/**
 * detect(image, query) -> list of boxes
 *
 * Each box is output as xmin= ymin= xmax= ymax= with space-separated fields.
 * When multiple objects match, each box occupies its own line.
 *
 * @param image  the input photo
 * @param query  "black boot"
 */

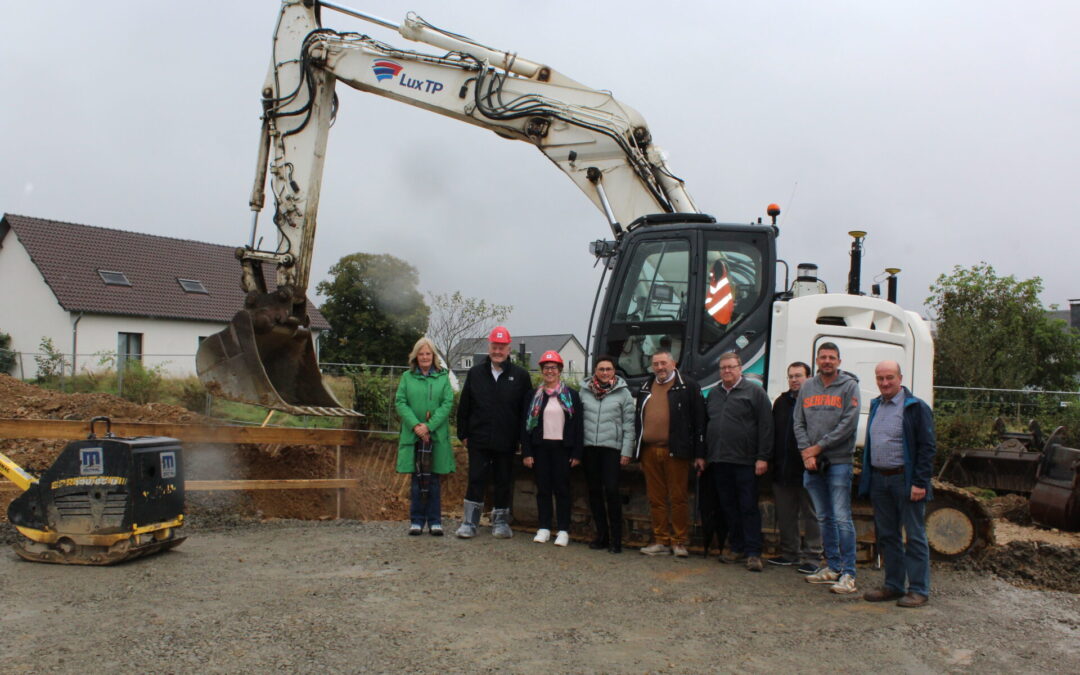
xmin=589 ymin=534 xmax=609 ymax=550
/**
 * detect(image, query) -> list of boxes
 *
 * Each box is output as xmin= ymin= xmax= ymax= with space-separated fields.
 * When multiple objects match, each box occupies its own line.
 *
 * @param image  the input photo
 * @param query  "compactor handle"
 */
xmin=88 ymin=416 xmax=114 ymax=439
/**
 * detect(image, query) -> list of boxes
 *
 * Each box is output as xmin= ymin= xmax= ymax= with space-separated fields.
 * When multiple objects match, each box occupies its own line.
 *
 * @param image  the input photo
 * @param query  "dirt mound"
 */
xmin=0 ymin=373 xmax=206 ymax=472
xmin=987 ymin=493 xmax=1032 ymax=525
xmin=0 ymin=373 xmax=202 ymax=424
xmin=1 ymin=375 xmax=466 ymax=526
xmin=966 ymin=541 xmax=1080 ymax=594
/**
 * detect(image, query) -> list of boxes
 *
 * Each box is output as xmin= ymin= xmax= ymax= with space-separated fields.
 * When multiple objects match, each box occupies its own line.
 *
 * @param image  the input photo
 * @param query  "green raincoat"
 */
xmin=395 ymin=368 xmax=455 ymax=474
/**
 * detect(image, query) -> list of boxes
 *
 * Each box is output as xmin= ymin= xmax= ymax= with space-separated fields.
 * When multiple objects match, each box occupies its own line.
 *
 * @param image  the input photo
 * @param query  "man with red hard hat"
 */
xmin=455 ymin=325 xmax=532 ymax=539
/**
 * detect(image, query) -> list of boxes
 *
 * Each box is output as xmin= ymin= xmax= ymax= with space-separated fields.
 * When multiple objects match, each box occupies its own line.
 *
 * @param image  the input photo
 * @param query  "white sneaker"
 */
xmin=533 ymin=528 xmax=551 ymax=543
xmin=554 ymin=531 xmax=570 ymax=547
xmin=830 ymin=573 xmax=858 ymax=594
xmin=640 ymin=543 xmax=672 ymax=556
xmin=806 ymin=567 xmax=841 ymax=584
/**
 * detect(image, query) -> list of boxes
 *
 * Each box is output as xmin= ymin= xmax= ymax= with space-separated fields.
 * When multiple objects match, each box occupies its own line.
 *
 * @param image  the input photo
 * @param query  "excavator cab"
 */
xmin=593 ymin=214 xmax=776 ymax=391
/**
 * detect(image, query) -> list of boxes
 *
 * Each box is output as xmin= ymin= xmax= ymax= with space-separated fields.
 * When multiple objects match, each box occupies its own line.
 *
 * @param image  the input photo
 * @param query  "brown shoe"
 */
xmin=863 ymin=587 xmax=905 ymax=602
xmin=720 ymin=551 xmax=747 ymax=564
xmin=745 ymin=556 xmax=764 ymax=572
xmin=896 ymin=592 xmax=929 ymax=608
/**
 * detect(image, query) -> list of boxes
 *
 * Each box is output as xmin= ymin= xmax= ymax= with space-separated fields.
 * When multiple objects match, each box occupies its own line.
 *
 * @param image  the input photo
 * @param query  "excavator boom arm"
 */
xmin=197 ymin=0 xmax=697 ymax=416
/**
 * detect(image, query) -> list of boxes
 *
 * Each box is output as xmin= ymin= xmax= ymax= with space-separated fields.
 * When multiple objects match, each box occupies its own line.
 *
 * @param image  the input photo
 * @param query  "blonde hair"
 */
xmin=407 ymin=336 xmax=443 ymax=371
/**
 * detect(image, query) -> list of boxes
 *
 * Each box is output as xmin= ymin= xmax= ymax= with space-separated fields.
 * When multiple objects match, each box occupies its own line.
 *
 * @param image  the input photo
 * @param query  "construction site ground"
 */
xmin=2 ymin=375 xmax=1079 ymax=672
xmin=2 ymin=519 xmax=1078 ymax=674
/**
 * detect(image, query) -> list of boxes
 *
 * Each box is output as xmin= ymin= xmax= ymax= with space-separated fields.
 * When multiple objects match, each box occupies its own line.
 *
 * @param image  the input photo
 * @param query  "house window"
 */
xmin=98 ymin=270 xmax=131 ymax=286
xmin=178 ymin=278 xmax=208 ymax=294
xmin=117 ymin=332 xmax=143 ymax=370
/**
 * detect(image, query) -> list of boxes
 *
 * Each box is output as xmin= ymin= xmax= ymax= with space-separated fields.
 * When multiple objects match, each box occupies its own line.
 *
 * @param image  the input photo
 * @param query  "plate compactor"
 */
xmin=0 ymin=417 xmax=186 ymax=565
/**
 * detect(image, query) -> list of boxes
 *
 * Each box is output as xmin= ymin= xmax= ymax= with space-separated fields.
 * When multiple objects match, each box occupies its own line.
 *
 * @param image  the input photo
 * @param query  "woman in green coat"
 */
xmin=395 ymin=337 xmax=455 ymax=536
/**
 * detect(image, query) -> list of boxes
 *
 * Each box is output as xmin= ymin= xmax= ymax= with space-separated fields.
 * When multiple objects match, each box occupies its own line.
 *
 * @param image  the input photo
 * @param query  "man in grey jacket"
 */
xmin=793 ymin=342 xmax=861 ymax=595
xmin=698 ymin=352 xmax=773 ymax=571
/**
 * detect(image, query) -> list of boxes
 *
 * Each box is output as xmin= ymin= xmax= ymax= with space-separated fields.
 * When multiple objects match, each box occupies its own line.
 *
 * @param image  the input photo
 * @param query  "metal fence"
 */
xmin=7 ymin=344 xmax=1077 ymax=433
xmin=933 ymin=385 xmax=1080 ymax=419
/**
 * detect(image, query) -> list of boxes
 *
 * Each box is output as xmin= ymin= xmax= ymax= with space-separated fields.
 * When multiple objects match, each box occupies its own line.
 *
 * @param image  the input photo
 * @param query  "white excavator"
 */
xmin=195 ymin=0 xmax=990 ymax=558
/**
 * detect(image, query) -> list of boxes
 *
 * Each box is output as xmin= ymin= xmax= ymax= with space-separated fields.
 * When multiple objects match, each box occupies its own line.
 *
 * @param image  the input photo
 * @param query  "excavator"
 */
xmin=195 ymin=0 xmax=992 ymax=559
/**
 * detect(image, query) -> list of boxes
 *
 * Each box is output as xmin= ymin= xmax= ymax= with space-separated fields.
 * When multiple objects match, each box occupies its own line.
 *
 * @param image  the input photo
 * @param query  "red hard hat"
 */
xmin=488 ymin=326 xmax=512 ymax=344
xmin=539 ymin=350 xmax=563 ymax=366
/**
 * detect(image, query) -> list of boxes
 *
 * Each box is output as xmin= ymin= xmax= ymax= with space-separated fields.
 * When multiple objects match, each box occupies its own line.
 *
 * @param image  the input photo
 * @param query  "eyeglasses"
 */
xmin=595 ymin=367 xmax=615 ymax=372
xmin=541 ymin=365 xmax=560 ymax=372
xmin=719 ymin=365 xmax=740 ymax=371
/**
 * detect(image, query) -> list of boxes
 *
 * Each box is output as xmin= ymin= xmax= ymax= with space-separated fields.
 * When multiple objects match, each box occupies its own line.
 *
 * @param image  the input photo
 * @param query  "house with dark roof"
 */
xmin=455 ymin=333 xmax=587 ymax=380
xmin=0 ymin=214 xmax=330 ymax=378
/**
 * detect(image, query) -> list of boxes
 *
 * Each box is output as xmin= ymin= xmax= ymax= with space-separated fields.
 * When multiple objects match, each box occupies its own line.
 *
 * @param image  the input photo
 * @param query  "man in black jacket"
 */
xmin=635 ymin=350 xmax=705 ymax=558
xmin=699 ymin=352 xmax=772 ymax=571
xmin=455 ymin=326 xmax=532 ymax=539
xmin=768 ymin=361 xmax=822 ymax=573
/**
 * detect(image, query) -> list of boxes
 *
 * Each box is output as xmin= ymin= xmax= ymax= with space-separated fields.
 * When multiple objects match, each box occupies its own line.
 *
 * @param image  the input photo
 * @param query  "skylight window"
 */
xmin=98 ymin=270 xmax=131 ymax=286
xmin=177 ymin=278 xmax=208 ymax=294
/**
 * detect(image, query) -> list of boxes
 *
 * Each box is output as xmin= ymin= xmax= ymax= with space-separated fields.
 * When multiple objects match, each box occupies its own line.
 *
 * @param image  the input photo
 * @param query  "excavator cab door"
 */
xmin=594 ymin=215 xmax=775 ymax=391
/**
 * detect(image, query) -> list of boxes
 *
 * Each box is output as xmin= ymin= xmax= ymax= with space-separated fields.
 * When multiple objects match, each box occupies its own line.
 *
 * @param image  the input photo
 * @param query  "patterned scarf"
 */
xmin=526 ymin=382 xmax=574 ymax=431
xmin=588 ymin=376 xmax=615 ymax=399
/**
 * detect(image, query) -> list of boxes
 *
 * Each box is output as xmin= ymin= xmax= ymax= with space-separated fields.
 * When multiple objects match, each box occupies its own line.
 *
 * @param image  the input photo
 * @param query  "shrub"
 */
xmin=118 ymin=360 xmax=167 ymax=404
xmin=0 ymin=331 xmax=14 ymax=375
xmin=346 ymin=367 xmax=398 ymax=431
xmin=34 ymin=336 xmax=69 ymax=382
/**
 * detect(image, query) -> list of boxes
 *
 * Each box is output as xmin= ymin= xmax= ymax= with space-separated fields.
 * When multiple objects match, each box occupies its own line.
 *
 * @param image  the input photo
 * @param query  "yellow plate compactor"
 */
xmin=1 ymin=417 xmax=185 ymax=564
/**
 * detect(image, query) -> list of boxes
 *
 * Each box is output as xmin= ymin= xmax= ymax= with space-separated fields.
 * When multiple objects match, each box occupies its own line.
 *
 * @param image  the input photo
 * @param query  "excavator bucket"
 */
xmin=4 ymin=417 xmax=186 ymax=565
xmin=197 ymin=303 xmax=359 ymax=417
xmin=1029 ymin=427 xmax=1080 ymax=531
xmin=937 ymin=418 xmax=1044 ymax=494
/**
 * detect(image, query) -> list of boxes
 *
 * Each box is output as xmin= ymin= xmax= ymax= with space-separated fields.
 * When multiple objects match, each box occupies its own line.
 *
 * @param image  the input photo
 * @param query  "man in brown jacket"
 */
xmin=634 ymin=350 xmax=705 ymax=558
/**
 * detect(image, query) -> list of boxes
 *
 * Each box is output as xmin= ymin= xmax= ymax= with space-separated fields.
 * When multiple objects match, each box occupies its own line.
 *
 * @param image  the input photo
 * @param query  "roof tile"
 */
xmin=2 ymin=214 xmax=329 ymax=330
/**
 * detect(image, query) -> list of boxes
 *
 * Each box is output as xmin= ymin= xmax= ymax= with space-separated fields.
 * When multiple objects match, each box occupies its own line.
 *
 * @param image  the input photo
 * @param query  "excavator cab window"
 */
xmin=606 ymin=239 xmax=689 ymax=377
xmin=698 ymin=235 xmax=766 ymax=354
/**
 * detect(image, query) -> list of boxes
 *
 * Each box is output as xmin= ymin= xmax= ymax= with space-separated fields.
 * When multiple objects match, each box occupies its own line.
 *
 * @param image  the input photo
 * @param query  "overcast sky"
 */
xmin=3 ymin=1 xmax=1077 ymax=345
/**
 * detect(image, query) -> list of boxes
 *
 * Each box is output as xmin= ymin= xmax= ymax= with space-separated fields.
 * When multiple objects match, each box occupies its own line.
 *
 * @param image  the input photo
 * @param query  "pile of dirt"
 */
xmin=0 ymin=374 xmax=205 ymax=472
xmin=987 ymin=493 xmax=1032 ymax=525
xmin=0 ymin=374 xmax=457 ymax=525
xmin=961 ymin=540 xmax=1080 ymax=594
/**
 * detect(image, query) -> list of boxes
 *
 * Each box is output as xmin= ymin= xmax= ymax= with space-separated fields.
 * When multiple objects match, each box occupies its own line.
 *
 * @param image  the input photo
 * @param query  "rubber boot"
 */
xmin=455 ymin=499 xmax=482 ymax=539
xmin=491 ymin=507 xmax=513 ymax=539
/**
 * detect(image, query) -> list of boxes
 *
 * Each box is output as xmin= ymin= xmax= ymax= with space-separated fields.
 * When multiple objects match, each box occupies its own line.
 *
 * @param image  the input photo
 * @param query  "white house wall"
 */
xmin=0 ymin=232 xmax=72 ymax=377
xmin=1 ymin=230 xmax=330 ymax=379
xmin=72 ymin=314 xmax=222 ymax=377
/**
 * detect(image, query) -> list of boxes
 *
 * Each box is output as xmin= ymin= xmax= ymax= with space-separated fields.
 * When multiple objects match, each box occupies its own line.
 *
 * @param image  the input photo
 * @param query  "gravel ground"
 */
xmin=2 ymin=519 xmax=1078 ymax=674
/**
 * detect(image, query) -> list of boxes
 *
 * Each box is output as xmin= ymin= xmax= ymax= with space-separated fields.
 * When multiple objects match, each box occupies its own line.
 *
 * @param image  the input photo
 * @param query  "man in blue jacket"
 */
xmin=858 ymin=360 xmax=934 ymax=608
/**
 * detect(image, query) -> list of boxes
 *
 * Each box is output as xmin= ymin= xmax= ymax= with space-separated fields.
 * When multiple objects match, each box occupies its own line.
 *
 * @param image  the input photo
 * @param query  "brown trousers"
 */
xmin=640 ymin=443 xmax=691 ymax=546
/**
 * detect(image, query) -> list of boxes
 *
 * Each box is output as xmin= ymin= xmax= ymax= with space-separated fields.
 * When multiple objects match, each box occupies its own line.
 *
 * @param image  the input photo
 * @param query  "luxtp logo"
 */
xmin=372 ymin=60 xmax=403 ymax=82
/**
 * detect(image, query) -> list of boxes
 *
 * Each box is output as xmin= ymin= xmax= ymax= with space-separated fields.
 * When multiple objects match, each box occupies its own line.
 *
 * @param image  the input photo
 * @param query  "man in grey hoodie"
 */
xmin=793 ymin=342 xmax=861 ymax=595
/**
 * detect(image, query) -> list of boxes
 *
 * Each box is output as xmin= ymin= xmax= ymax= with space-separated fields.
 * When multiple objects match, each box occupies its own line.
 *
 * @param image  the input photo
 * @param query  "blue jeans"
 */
xmin=410 ymin=473 xmax=441 ymax=527
xmin=803 ymin=462 xmax=856 ymax=577
xmin=871 ymin=472 xmax=930 ymax=596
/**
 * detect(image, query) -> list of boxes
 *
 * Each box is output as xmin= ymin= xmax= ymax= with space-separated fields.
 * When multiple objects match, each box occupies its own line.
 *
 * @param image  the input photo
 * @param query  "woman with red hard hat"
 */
xmin=522 ymin=350 xmax=584 ymax=547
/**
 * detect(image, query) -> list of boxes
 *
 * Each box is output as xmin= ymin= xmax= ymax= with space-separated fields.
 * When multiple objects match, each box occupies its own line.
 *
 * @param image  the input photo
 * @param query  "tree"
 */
xmin=316 ymin=253 xmax=429 ymax=366
xmin=0 ymin=331 xmax=14 ymax=375
xmin=427 ymin=291 xmax=513 ymax=368
xmin=927 ymin=263 xmax=1080 ymax=391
